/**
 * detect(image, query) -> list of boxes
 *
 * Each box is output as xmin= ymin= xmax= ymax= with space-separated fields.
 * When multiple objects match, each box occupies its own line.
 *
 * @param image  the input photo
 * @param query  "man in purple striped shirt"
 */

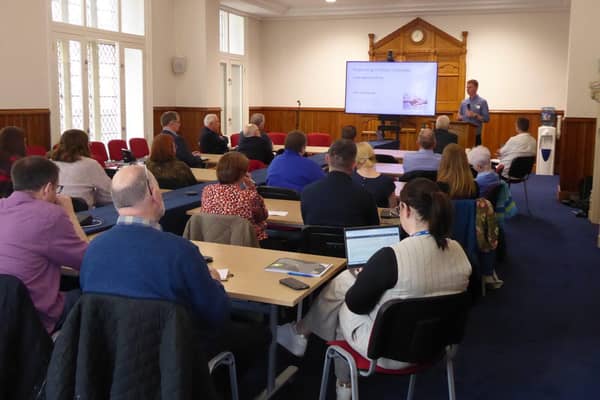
xmin=0 ymin=156 xmax=88 ymax=333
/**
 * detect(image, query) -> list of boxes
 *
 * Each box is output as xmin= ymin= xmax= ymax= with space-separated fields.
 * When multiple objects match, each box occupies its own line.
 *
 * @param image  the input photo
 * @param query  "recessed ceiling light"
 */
xmin=325 ymin=0 xmax=336 ymax=3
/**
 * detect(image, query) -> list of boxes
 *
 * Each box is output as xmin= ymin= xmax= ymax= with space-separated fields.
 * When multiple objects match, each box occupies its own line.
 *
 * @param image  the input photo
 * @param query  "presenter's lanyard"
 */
xmin=410 ymin=230 xmax=430 ymax=237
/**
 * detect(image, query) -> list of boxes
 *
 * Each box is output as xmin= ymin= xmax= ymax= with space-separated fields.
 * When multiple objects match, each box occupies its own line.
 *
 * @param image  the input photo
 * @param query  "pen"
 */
xmin=288 ymin=271 xmax=314 ymax=278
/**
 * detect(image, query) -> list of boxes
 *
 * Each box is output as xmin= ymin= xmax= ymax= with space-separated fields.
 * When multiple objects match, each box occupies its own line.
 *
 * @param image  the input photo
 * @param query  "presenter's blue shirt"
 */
xmin=267 ymin=150 xmax=325 ymax=192
xmin=459 ymin=95 xmax=490 ymax=128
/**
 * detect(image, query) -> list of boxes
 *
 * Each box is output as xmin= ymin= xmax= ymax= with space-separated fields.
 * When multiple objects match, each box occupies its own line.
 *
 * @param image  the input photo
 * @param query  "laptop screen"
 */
xmin=344 ymin=225 xmax=401 ymax=268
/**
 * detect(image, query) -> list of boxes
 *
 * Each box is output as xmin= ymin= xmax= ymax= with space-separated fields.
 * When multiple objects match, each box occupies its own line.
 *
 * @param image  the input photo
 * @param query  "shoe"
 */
xmin=276 ymin=323 xmax=307 ymax=357
xmin=483 ymin=273 xmax=504 ymax=289
xmin=336 ymin=381 xmax=352 ymax=400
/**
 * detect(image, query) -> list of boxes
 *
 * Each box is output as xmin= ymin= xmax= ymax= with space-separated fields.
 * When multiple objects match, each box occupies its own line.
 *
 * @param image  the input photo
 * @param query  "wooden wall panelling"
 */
xmin=153 ymin=107 xmax=221 ymax=152
xmin=558 ymin=117 xmax=597 ymax=196
xmin=0 ymin=109 xmax=51 ymax=150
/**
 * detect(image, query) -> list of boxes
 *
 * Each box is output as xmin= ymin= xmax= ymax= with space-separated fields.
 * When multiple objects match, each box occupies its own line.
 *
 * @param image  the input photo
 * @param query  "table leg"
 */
xmin=256 ymin=304 xmax=298 ymax=400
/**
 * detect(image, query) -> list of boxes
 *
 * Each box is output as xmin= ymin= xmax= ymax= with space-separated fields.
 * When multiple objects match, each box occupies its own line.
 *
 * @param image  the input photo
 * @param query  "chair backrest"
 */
xmin=483 ymin=184 xmax=502 ymax=207
xmin=367 ymin=292 xmax=471 ymax=363
xmin=507 ymin=156 xmax=535 ymax=180
xmin=183 ymin=213 xmax=259 ymax=247
xmin=45 ymin=293 xmax=217 ymax=399
xmin=257 ymin=185 xmax=300 ymax=200
xmin=129 ymin=138 xmax=150 ymax=159
xmin=107 ymin=139 xmax=128 ymax=161
xmin=267 ymin=132 xmax=287 ymax=145
xmin=26 ymin=145 xmax=48 ymax=157
xmin=375 ymin=154 xmax=397 ymax=164
xmin=399 ymin=170 xmax=438 ymax=183
xmin=301 ymin=225 xmax=346 ymax=258
xmin=89 ymin=141 xmax=109 ymax=163
xmin=0 ymin=275 xmax=53 ymax=400
xmin=248 ymin=159 xmax=267 ymax=172
xmin=71 ymin=197 xmax=89 ymax=212
xmin=230 ymin=133 xmax=241 ymax=147
xmin=307 ymin=133 xmax=332 ymax=146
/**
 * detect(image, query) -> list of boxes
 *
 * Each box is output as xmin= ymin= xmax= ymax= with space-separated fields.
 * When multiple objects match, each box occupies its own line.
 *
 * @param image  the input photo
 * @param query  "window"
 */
xmin=219 ymin=10 xmax=244 ymax=56
xmin=50 ymin=0 xmax=146 ymax=144
xmin=51 ymin=0 xmax=145 ymax=36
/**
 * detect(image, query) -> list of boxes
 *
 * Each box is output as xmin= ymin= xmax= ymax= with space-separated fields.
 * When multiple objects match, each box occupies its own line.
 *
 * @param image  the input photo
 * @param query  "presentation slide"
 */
xmin=345 ymin=61 xmax=438 ymax=116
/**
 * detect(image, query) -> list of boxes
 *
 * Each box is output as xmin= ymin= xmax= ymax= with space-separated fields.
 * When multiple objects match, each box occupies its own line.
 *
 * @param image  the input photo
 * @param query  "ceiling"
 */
xmin=220 ymin=0 xmax=571 ymax=19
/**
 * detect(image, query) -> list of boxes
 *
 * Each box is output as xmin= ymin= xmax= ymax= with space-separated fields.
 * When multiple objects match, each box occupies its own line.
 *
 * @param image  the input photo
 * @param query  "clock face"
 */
xmin=411 ymin=29 xmax=424 ymax=43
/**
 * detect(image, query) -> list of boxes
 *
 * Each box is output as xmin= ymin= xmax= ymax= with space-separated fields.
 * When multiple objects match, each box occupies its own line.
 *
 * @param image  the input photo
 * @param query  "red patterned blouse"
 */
xmin=200 ymin=183 xmax=269 ymax=241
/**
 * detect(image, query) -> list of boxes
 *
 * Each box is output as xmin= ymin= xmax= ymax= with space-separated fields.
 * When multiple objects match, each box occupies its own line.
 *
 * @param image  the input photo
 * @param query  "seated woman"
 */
xmin=201 ymin=152 xmax=269 ymax=243
xmin=146 ymin=133 xmax=197 ymax=189
xmin=50 ymin=129 xmax=112 ymax=208
xmin=467 ymin=145 xmax=500 ymax=197
xmin=276 ymin=178 xmax=472 ymax=397
xmin=352 ymin=142 xmax=397 ymax=208
xmin=0 ymin=126 xmax=26 ymax=198
xmin=437 ymin=143 xmax=479 ymax=199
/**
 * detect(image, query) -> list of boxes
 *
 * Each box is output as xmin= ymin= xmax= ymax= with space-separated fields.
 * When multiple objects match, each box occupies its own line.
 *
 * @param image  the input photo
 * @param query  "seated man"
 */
xmin=467 ymin=145 xmax=500 ymax=197
xmin=199 ymin=114 xmax=229 ymax=154
xmin=79 ymin=166 xmax=266 ymax=382
xmin=236 ymin=123 xmax=274 ymax=165
xmin=301 ymin=139 xmax=379 ymax=227
xmin=160 ymin=111 xmax=205 ymax=168
xmin=267 ymin=130 xmax=325 ymax=192
xmin=433 ymin=115 xmax=458 ymax=154
xmin=238 ymin=113 xmax=273 ymax=151
xmin=497 ymin=117 xmax=537 ymax=177
xmin=341 ymin=125 xmax=357 ymax=141
xmin=0 ymin=156 xmax=88 ymax=333
xmin=402 ymin=128 xmax=442 ymax=173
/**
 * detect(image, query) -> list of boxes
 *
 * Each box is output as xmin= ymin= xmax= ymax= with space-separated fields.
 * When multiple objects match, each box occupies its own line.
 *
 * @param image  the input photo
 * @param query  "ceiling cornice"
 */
xmin=220 ymin=0 xmax=571 ymax=20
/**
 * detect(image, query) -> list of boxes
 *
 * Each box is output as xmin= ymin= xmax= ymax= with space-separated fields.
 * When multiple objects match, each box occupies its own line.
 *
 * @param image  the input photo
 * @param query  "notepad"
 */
xmin=268 ymin=210 xmax=289 ymax=216
xmin=265 ymin=258 xmax=332 ymax=277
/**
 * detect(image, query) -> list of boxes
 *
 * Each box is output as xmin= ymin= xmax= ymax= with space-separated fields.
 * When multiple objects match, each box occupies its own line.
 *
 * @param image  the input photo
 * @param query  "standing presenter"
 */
xmin=458 ymin=79 xmax=489 ymax=146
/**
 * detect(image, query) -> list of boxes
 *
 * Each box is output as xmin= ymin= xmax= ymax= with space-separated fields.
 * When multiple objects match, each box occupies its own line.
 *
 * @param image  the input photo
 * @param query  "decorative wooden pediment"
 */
xmin=368 ymin=18 xmax=468 ymax=113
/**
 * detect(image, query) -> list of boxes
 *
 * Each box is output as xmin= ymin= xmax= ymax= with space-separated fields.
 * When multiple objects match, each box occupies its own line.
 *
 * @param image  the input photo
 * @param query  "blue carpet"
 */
xmin=259 ymin=174 xmax=600 ymax=400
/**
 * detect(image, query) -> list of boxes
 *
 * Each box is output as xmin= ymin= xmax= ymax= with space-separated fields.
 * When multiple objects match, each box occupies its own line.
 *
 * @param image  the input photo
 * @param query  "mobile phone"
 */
xmin=185 ymin=191 xmax=197 ymax=196
xmin=204 ymin=255 xmax=213 ymax=263
xmin=279 ymin=277 xmax=309 ymax=291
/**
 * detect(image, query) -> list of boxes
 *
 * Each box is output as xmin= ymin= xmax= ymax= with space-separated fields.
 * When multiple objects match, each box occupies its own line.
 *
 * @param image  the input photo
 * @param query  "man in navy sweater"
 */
xmin=80 ymin=166 xmax=267 ymax=384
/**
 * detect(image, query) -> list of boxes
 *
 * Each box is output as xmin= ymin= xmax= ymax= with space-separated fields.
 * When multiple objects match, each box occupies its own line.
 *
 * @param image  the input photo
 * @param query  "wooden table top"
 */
xmin=374 ymin=149 xmax=415 ymax=161
xmin=375 ymin=163 xmax=404 ymax=177
xmin=191 ymin=168 xmax=217 ymax=182
xmin=273 ymin=144 xmax=329 ymax=154
xmin=201 ymin=153 xmax=223 ymax=166
xmin=191 ymin=241 xmax=347 ymax=307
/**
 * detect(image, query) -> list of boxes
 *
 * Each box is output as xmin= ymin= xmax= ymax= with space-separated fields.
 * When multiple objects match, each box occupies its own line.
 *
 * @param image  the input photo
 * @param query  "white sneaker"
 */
xmin=336 ymin=381 xmax=352 ymax=400
xmin=276 ymin=323 xmax=308 ymax=357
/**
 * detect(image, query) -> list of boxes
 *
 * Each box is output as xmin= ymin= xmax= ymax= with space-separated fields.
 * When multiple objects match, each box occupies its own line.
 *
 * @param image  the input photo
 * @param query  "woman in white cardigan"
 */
xmin=277 ymin=178 xmax=472 ymax=399
xmin=51 ymin=129 xmax=112 ymax=208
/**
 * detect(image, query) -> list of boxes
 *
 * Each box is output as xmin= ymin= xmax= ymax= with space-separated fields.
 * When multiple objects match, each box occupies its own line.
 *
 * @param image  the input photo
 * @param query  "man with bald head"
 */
xmin=402 ymin=128 xmax=442 ymax=173
xmin=80 ymin=166 xmax=267 ymax=382
xmin=80 ymin=165 xmax=229 ymax=326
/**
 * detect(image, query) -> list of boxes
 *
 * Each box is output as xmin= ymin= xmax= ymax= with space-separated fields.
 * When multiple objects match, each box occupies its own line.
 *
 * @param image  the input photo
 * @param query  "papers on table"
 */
xmin=265 ymin=258 xmax=333 ymax=277
xmin=268 ymin=210 xmax=289 ymax=217
xmin=217 ymin=268 xmax=229 ymax=281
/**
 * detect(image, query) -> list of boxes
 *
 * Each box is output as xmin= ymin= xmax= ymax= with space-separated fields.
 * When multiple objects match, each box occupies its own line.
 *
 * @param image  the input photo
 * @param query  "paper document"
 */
xmin=217 ymin=268 xmax=229 ymax=281
xmin=265 ymin=258 xmax=332 ymax=277
xmin=268 ymin=210 xmax=289 ymax=216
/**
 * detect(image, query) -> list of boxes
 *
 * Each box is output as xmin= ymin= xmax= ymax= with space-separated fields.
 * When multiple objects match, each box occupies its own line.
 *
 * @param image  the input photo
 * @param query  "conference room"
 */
xmin=1 ymin=0 xmax=600 ymax=399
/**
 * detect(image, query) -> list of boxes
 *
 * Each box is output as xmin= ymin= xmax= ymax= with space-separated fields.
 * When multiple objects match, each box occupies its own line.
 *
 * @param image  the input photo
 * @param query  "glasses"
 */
xmin=143 ymin=165 xmax=153 ymax=196
xmin=56 ymin=185 xmax=64 ymax=194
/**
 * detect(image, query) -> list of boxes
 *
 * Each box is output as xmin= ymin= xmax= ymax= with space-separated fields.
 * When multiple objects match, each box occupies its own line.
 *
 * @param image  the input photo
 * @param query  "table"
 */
xmin=201 ymin=153 xmax=223 ymax=166
xmin=375 ymin=163 xmax=404 ymax=177
xmin=191 ymin=168 xmax=217 ymax=182
xmin=273 ymin=144 xmax=329 ymax=154
xmin=374 ymin=149 xmax=415 ymax=161
xmin=191 ymin=241 xmax=346 ymax=398
xmin=394 ymin=181 xmax=406 ymax=197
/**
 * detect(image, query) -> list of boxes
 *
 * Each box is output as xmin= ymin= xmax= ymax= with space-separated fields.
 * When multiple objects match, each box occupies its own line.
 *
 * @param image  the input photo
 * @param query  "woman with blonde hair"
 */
xmin=352 ymin=142 xmax=397 ymax=208
xmin=437 ymin=143 xmax=479 ymax=199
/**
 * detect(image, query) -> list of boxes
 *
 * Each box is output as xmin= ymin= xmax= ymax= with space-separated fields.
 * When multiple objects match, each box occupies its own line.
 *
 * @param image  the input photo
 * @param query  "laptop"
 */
xmin=344 ymin=225 xmax=401 ymax=269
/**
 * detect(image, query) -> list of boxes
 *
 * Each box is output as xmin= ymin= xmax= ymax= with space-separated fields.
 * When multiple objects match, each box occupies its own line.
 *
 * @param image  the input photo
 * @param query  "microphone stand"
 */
xmin=296 ymin=100 xmax=301 ymax=130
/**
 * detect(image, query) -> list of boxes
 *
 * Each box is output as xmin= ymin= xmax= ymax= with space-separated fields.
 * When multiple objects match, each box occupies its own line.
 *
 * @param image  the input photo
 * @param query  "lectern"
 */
xmin=448 ymin=121 xmax=477 ymax=149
